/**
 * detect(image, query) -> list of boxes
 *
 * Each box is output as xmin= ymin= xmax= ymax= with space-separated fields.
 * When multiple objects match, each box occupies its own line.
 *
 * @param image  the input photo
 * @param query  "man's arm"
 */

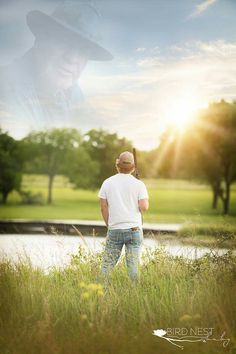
xmin=138 ymin=198 xmax=149 ymax=212
xmin=100 ymin=198 xmax=109 ymax=227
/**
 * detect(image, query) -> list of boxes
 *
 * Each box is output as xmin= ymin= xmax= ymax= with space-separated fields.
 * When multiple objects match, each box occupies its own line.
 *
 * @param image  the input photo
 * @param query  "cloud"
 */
xmin=137 ymin=56 xmax=162 ymax=68
xmin=170 ymin=39 xmax=236 ymax=58
xmin=189 ymin=0 xmax=217 ymax=18
xmin=136 ymin=47 xmax=146 ymax=52
xmin=80 ymin=39 xmax=236 ymax=149
xmin=2 ymin=39 xmax=235 ymax=150
xmin=194 ymin=40 xmax=236 ymax=57
xmin=150 ymin=46 xmax=160 ymax=54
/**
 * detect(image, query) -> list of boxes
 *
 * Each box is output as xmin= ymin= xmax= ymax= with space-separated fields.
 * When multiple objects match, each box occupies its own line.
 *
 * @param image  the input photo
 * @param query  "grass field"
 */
xmin=0 ymin=247 xmax=235 ymax=354
xmin=1 ymin=176 xmax=236 ymax=354
xmin=1 ymin=175 xmax=236 ymax=227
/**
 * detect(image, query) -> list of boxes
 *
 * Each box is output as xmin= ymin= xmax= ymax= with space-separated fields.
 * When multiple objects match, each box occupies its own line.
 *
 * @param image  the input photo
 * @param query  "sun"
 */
xmin=164 ymin=94 xmax=200 ymax=132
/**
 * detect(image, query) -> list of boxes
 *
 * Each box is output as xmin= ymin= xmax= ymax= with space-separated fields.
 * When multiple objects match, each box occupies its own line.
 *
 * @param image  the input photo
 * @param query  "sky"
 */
xmin=1 ymin=0 xmax=236 ymax=149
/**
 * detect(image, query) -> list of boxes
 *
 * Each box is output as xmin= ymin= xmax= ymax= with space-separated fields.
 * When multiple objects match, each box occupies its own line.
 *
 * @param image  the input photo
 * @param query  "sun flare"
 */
xmin=164 ymin=94 xmax=201 ymax=131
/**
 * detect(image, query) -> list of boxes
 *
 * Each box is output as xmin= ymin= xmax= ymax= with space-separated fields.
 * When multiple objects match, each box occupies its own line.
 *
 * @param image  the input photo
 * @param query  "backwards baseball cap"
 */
xmin=116 ymin=151 xmax=135 ymax=171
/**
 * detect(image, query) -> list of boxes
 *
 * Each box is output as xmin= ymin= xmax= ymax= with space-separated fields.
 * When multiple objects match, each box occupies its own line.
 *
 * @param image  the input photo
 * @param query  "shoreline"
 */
xmin=0 ymin=218 xmax=235 ymax=249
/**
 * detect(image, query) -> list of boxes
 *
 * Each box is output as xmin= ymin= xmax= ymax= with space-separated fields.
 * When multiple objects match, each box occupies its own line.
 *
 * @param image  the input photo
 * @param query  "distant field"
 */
xmin=0 ymin=175 xmax=236 ymax=225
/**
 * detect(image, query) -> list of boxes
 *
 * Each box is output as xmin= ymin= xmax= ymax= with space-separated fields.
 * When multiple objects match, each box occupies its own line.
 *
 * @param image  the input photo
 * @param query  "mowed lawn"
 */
xmin=0 ymin=175 xmax=236 ymax=225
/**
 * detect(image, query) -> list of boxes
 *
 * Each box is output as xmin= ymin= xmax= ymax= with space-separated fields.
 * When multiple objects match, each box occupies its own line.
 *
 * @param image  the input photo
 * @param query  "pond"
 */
xmin=0 ymin=234 xmax=232 ymax=271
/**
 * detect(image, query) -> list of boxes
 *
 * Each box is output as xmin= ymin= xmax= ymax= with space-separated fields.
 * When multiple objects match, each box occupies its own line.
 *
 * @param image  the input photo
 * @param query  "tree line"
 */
xmin=0 ymin=128 xmax=132 ymax=205
xmin=0 ymin=100 xmax=236 ymax=214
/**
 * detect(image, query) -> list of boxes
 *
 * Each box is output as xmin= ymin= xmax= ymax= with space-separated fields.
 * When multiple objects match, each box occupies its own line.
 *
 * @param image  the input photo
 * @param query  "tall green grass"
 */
xmin=1 ymin=247 xmax=235 ymax=354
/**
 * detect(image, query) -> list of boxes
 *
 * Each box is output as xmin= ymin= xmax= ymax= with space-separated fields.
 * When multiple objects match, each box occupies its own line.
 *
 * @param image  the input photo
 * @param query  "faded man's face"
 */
xmin=34 ymin=35 xmax=89 ymax=93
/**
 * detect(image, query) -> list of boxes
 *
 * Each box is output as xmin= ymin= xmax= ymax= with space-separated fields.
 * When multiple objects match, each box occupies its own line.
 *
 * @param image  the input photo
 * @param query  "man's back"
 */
xmin=99 ymin=151 xmax=149 ymax=281
xmin=98 ymin=173 xmax=149 ymax=229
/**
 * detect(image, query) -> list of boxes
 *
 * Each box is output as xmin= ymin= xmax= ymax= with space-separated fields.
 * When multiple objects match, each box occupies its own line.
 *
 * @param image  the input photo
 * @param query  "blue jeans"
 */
xmin=101 ymin=227 xmax=143 ymax=281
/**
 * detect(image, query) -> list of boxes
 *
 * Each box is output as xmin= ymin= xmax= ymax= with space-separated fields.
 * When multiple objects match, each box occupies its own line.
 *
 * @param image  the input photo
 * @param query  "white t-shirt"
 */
xmin=98 ymin=173 xmax=149 ymax=230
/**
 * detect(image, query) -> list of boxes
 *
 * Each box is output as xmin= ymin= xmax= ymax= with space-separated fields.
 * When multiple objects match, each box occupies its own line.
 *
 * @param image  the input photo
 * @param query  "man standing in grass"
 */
xmin=98 ymin=151 xmax=149 ymax=282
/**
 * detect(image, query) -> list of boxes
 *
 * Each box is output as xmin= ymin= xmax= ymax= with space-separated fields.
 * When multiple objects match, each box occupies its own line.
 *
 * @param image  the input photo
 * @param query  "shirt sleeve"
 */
xmin=98 ymin=181 xmax=107 ymax=199
xmin=138 ymin=181 xmax=149 ymax=200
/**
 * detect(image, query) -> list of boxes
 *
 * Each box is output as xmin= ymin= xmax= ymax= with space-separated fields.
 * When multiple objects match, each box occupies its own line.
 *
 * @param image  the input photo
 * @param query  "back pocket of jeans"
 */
xmin=132 ymin=231 xmax=143 ymax=244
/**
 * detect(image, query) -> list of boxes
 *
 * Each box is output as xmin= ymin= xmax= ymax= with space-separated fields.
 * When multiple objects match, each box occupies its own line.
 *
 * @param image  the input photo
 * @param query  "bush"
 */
xmin=19 ymin=190 xmax=44 ymax=205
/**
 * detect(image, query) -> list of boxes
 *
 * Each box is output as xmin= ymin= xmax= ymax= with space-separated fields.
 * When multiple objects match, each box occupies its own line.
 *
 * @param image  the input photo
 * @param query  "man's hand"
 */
xmin=100 ymin=198 xmax=109 ymax=227
xmin=138 ymin=198 xmax=149 ymax=212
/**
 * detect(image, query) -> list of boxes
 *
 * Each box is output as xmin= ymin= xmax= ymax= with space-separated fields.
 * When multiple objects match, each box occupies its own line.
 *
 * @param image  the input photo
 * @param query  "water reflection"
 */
xmin=0 ymin=234 xmax=231 ymax=271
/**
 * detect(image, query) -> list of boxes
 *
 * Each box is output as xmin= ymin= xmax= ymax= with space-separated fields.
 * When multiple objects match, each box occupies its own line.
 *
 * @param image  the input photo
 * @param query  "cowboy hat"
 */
xmin=27 ymin=1 xmax=113 ymax=61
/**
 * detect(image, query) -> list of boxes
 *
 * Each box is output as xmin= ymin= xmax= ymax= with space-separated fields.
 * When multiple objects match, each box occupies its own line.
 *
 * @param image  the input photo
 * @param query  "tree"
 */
xmin=83 ymin=129 xmax=133 ymax=187
xmin=22 ymin=129 xmax=85 ymax=204
xmin=181 ymin=131 xmax=223 ymax=209
xmin=182 ymin=100 xmax=236 ymax=214
xmin=146 ymin=128 xmax=187 ymax=179
xmin=137 ymin=148 xmax=160 ymax=178
xmin=0 ymin=131 xmax=23 ymax=203
xmin=65 ymin=146 xmax=99 ymax=190
xmin=155 ymin=129 xmax=178 ymax=178
xmin=149 ymin=101 xmax=236 ymax=215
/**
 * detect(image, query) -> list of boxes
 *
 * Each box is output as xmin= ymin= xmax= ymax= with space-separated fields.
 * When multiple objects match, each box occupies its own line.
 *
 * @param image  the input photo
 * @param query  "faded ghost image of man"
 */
xmin=0 ymin=1 xmax=112 ymax=138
